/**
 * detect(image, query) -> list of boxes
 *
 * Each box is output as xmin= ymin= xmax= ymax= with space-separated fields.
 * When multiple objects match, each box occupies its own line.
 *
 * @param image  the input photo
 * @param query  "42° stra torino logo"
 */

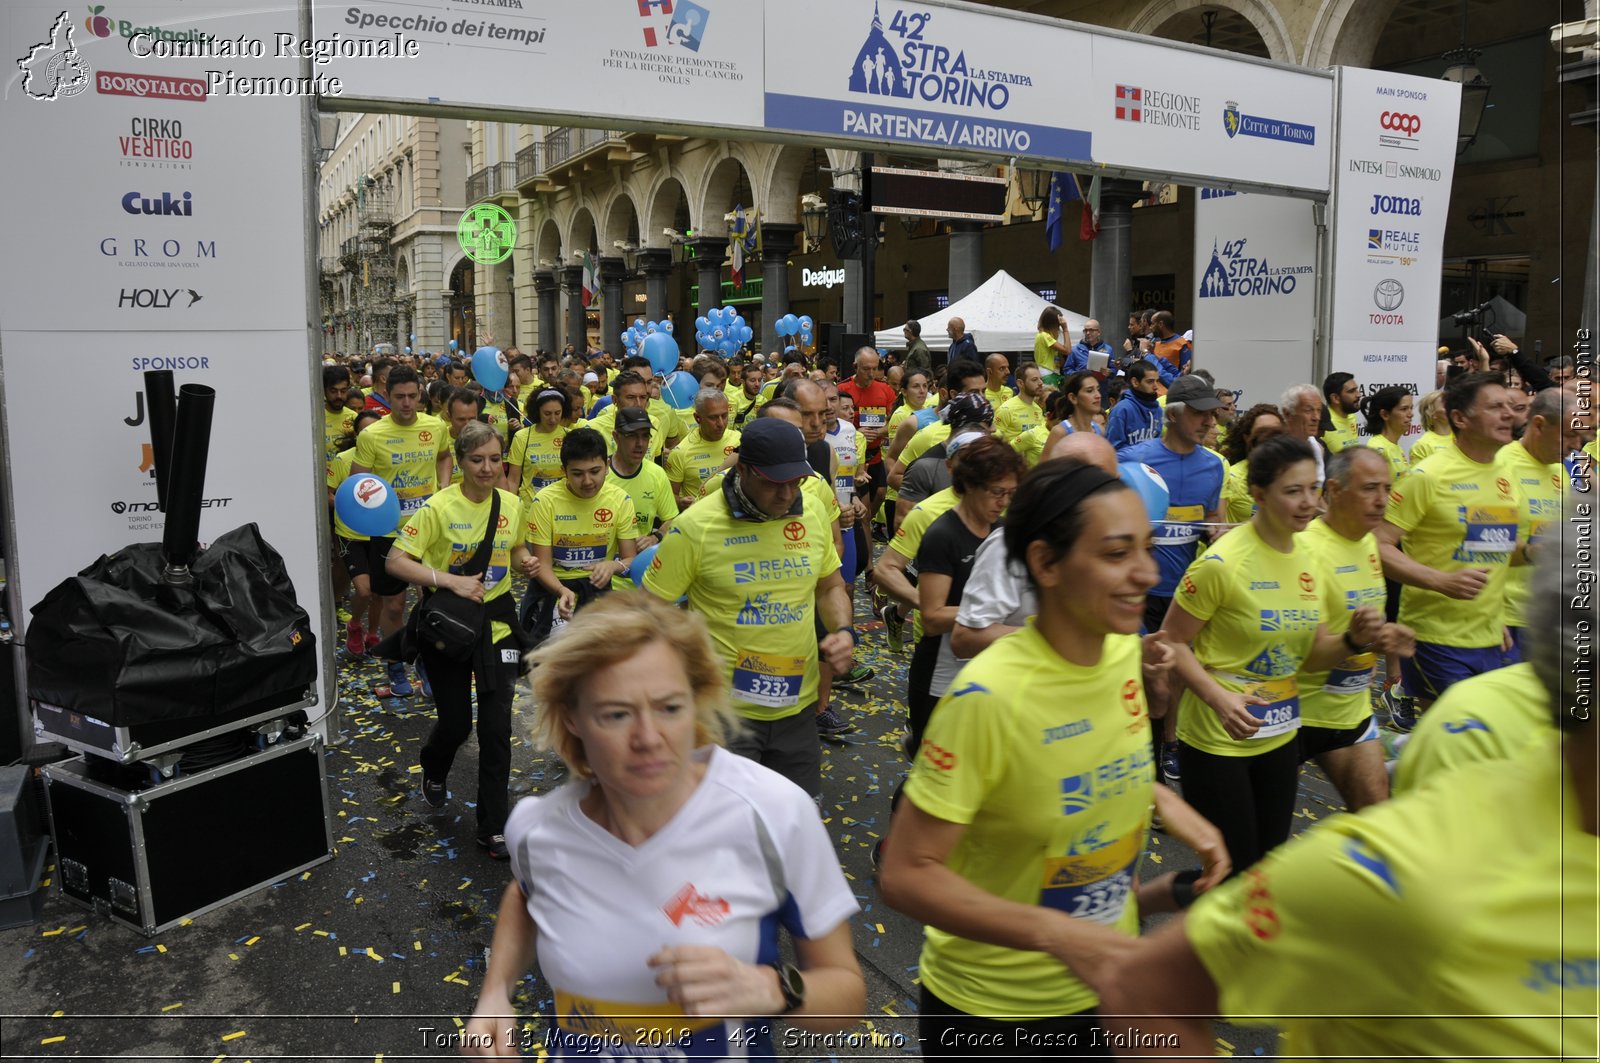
xmin=15 ymin=11 xmax=92 ymax=101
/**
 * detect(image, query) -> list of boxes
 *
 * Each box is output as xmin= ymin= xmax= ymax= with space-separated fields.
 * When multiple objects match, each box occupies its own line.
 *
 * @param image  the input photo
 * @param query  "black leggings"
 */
xmin=418 ymin=634 xmax=518 ymax=841
xmin=1178 ymin=738 xmax=1300 ymax=875
xmin=919 ymin=985 xmax=1110 ymax=1060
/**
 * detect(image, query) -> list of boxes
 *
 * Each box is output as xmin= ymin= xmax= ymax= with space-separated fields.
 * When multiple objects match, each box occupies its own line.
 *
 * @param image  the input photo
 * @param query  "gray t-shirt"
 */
xmin=952 ymin=529 xmax=1036 ymax=659
xmin=899 ymin=444 xmax=950 ymax=505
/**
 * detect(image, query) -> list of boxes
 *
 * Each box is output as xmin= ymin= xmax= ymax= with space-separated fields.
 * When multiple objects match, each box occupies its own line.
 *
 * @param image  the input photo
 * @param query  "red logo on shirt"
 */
xmin=783 ymin=521 xmax=806 ymax=542
xmin=594 ymin=509 xmax=613 ymax=524
xmin=1298 ymin=572 xmax=1316 ymax=594
xmin=1242 ymin=868 xmax=1280 ymax=941
xmin=724 ymin=445 xmax=737 ymax=455
xmin=662 ymin=883 xmax=729 ymax=927
xmin=1496 ymin=477 xmax=1512 ymax=498
xmin=355 ymin=477 xmax=386 ymax=504
xmin=1180 ymin=575 xmax=1198 ymax=596
xmin=402 ymin=524 xmax=418 ymax=537
xmin=920 ymin=740 xmax=958 ymax=771
xmin=1389 ymin=489 xmax=1404 ymax=505
xmin=1121 ymin=680 xmax=1143 ymax=716
xmin=650 ymin=554 xmax=663 ymax=571
xmin=418 ymin=430 xmax=433 ymax=443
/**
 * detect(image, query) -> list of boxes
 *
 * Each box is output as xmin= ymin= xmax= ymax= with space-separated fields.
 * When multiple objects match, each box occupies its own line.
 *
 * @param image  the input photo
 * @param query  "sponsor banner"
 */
xmin=1192 ymin=190 xmax=1318 ymax=409
xmin=313 ymin=0 xmax=764 ymax=128
xmin=1327 ymin=67 xmax=1459 ymax=425
xmin=764 ymin=0 xmax=1093 ymax=161
xmin=1088 ymin=35 xmax=1333 ymax=194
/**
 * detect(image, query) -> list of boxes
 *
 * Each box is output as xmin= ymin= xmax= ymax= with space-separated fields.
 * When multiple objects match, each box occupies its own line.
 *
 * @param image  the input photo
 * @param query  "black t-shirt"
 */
xmin=916 ymin=507 xmax=984 ymax=626
xmin=807 ymin=438 xmax=832 ymax=479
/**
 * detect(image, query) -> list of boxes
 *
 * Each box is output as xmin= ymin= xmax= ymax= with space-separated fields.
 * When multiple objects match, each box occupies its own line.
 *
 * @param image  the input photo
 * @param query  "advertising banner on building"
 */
xmin=0 ymin=1 xmax=328 ymax=722
xmin=1328 ymin=67 xmax=1461 ymax=444
xmin=1191 ymin=189 xmax=1320 ymax=413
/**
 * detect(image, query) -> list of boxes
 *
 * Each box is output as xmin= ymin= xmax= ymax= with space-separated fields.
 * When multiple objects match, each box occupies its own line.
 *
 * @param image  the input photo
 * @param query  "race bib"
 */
xmin=1323 ymin=651 xmax=1376 ymax=695
xmin=731 ymin=650 xmax=805 ymax=708
xmin=396 ymin=484 xmax=431 ymax=515
xmin=1458 ymin=505 xmax=1518 ymax=557
xmin=1242 ymin=675 xmax=1301 ymax=738
xmin=1154 ymin=503 xmax=1204 ymax=545
xmin=858 ymin=410 xmax=887 ymax=429
xmin=552 ymin=991 xmax=727 ymax=1060
xmin=1039 ymin=825 xmax=1142 ymax=925
xmin=553 ymin=533 xmax=608 ymax=570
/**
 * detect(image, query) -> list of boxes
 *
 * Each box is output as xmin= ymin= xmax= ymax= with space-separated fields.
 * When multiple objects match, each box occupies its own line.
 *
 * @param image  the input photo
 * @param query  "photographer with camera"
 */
xmin=1450 ymin=301 xmax=1556 ymax=392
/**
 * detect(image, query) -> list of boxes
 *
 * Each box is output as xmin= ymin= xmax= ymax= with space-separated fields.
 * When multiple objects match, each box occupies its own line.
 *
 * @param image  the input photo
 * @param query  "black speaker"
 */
xmin=819 ymin=323 xmax=847 ymax=360
xmin=840 ymin=333 xmax=873 ymax=359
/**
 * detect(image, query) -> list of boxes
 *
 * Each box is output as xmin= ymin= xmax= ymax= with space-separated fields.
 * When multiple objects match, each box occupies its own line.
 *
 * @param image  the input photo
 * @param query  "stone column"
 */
xmin=947 ymin=222 xmax=983 ymax=303
xmin=561 ymin=264 xmax=586 ymax=351
xmin=533 ymin=269 xmax=558 ymax=354
xmin=641 ymin=249 xmax=674 ymax=324
xmin=600 ymin=256 xmax=626 ymax=358
xmin=1089 ymin=179 xmax=1147 ymax=359
xmin=760 ymin=224 xmax=801 ymax=355
xmin=690 ymin=237 xmax=725 ymax=318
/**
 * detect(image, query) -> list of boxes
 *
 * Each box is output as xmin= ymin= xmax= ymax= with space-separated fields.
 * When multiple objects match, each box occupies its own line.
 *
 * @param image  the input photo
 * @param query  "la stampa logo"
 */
xmin=16 ymin=10 xmax=92 ymax=101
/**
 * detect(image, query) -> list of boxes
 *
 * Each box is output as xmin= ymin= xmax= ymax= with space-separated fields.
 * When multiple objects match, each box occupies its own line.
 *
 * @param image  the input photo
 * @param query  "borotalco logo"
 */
xmin=1371 ymin=278 xmax=1405 ymax=326
xmin=353 ymin=477 xmax=388 ymax=508
xmin=1370 ymin=194 xmax=1421 ymax=217
xmin=1380 ymin=111 xmax=1421 ymax=135
xmin=801 ymin=267 xmax=846 ymax=290
xmin=96 ymin=70 xmax=207 ymax=102
xmin=783 ymin=521 xmax=806 ymax=542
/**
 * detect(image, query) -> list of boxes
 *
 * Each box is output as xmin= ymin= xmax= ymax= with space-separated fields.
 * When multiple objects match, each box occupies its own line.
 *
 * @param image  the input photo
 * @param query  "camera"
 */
xmin=1449 ymin=301 xmax=1497 ymax=347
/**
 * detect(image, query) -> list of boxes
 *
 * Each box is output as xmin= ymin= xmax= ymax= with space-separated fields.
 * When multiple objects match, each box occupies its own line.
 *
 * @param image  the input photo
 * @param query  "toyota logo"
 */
xmin=1373 ymin=278 xmax=1405 ymax=312
xmin=1298 ymin=571 xmax=1316 ymax=593
xmin=594 ymin=508 xmax=613 ymax=524
xmin=783 ymin=521 xmax=806 ymax=542
xmin=1380 ymin=111 xmax=1421 ymax=136
xmin=1121 ymin=679 xmax=1143 ymax=715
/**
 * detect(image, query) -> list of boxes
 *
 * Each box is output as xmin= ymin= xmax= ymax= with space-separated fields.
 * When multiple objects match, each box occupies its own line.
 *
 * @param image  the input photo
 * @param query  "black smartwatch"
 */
xmin=770 ymin=961 xmax=805 ymax=1014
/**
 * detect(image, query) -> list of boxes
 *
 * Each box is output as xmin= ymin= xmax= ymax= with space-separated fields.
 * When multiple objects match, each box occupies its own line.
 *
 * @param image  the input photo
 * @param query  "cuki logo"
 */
xmin=594 ymin=508 xmax=613 ymax=524
xmin=783 ymin=521 xmax=805 ymax=542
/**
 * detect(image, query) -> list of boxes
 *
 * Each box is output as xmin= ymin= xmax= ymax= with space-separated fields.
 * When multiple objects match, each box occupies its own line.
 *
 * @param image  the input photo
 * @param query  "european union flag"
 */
xmin=1045 ymin=172 xmax=1067 ymax=253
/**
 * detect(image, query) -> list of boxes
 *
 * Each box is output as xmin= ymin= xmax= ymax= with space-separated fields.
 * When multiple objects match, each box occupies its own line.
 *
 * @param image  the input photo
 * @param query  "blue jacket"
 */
xmin=1062 ymin=340 xmax=1112 ymax=376
xmin=1119 ymin=437 xmax=1225 ymax=597
xmin=1106 ymin=390 xmax=1163 ymax=452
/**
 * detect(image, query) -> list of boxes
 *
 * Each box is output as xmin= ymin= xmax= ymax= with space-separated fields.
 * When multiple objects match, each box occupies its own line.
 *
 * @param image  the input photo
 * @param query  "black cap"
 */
xmin=615 ymin=407 xmax=653 ymax=434
xmin=737 ymin=418 xmax=813 ymax=482
xmin=1166 ymin=375 xmax=1224 ymax=411
xmin=945 ymin=392 xmax=995 ymax=431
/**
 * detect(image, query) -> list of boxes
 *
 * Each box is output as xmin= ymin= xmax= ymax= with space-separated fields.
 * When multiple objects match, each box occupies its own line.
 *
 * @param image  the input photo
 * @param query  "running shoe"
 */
xmin=1382 ymin=684 xmax=1417 ymax=733
xmin=816 ymin=706 xmax=854 ymax=736
xmin=417 ymin=660 xmax=433 ymax=699
xmin=836 ymin=664 xmax=875 ymax=686
xmin=421 ymin=773 xmax=447 ymax=808
xmin=365 ymin=632 xmax=381 ymax=653
xmin=1160 ymin=741 xmax=1181 ymax=783
xmin=478 ymin=834 xmax=509 ymax=861
xmin=878 ymin=603 xmax=904 ymax=648
xmin=385 ymin=661 xmax=414 ymax=698
xmin=345 ymin=620 xmax=365 ymax=658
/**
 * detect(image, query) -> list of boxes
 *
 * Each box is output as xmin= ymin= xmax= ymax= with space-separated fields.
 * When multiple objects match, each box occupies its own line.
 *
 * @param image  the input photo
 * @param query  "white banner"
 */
xmin=312 ymin=0 xmax=766 ymax=128
xmin=0 ymin=2 xmax=327 ymax=719
xmin=1327 ymin=67 xmax=1461 ymax=440
xmin=1191 ymin=189 xmax=1319 ymax=413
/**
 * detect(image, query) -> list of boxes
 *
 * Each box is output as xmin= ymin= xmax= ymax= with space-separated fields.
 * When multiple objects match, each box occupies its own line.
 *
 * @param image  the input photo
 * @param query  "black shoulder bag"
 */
xmin=414 ymin=491 xmax=499 ymax=661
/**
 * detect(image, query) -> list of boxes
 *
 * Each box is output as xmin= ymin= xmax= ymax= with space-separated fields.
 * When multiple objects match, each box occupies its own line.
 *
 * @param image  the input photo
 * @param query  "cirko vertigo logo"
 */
xmin=1371 ymin=278 xmax=1405 ymax=326
xmin=16 ymin=11 xmax=92 ymax=101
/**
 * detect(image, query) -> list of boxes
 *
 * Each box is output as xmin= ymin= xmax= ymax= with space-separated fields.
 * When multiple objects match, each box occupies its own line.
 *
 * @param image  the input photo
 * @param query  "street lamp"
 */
xmin=1441 ymin=0 xmax=1491 ymax=155
xmin=1015 ymin=168 xmax=1050 ymax=215
xmin=801 ymin=193 xmax=829 ymax=251
xmin=613 ymin=240 xmax=640 ymax=272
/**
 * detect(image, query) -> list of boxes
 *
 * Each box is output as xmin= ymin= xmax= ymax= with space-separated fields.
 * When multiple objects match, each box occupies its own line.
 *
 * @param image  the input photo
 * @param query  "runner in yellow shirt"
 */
xmin=605 ymin=407 xmax=678 ymax=590
xmin=350 ymin=366 xmax=451 ymax=695
xmin=522 ymin=426 xmax=637 ymax=643
xmin=505 ymin=388 xmax=569 ymax=506
xmin=982 ymin=352 xmax=1015 ymax=410
xmin=1405 ymin=388 xmax=1453 ymax=466
xmin=1359 ymin=385 xmax=1413 ymax=485
xmin=886 ymin=360 xmax=986 ymax=491
xmin=727 ymin=361 xmax=766 ymax=427
xmin=1320 ymin=371 xmax=1362 ymax=453
xmin=327 ymin=409 xmax=383 ymax=634
xmin=665 ymin=388 xmax=740 ymax=507
xmin=1218 ymin=404 xmax=1287 ymax=525
xmin=993 ymin=363 xmax=1048 ymax=443
xmin=322 ymin=365 xmax=355 ymax=462
xmin=1501 ymin=386 xmax=1582 ymax=653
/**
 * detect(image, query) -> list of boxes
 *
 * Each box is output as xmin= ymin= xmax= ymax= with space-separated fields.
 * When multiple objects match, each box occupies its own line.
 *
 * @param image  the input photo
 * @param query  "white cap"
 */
xmin=583 ymin=372 xmax=599 ymax=384
xmin=947 ymin=430 xmax=986 ymax=457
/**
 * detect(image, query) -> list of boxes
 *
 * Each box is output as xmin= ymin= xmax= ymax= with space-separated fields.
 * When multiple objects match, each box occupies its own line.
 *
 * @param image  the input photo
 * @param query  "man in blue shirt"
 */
xmin=1062 ymin=318 xmax=1113 ymax=375
xmin=1105 ymin=360 xmax=1164 ymax=452
xmin=1119 ymin=374 xmax=1226 ymax=782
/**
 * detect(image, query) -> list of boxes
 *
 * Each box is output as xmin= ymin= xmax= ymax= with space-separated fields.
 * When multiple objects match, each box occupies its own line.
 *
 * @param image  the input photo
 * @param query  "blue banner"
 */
xmin=765 ymin=93 xmax=1092 ymax=164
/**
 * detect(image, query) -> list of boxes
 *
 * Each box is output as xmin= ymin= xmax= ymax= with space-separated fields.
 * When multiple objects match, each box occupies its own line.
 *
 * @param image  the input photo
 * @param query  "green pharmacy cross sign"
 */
xmin=458 ymin=204 xmax=516 ymax=265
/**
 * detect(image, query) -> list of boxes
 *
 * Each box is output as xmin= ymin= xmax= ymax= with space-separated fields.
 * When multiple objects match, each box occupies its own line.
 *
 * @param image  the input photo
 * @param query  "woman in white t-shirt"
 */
xmin=464 ymin=592 xmax=864 ymax=1059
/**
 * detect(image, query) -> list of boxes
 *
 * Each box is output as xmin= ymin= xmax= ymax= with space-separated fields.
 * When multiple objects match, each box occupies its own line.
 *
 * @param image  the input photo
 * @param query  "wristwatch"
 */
xmin=769 ymin=961 xmax=805 ymax=1014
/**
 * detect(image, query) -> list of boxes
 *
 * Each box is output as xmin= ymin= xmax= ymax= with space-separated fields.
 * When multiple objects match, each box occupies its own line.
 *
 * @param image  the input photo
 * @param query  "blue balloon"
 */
xmin=662 ymin=370 xmax=698 ymax=410
xmin=798 ymin=329 xmax=813 ymax=345
xmin=799 ymin=315 xmax=813 ymax=330
xmin=1119 ymin=461 xmax=1171 ymax=524
xmin=629 ymin=543 xmax=660 ymax=587
xmin=633 ymin=318 xmax=646 ymax=331
xmin=334 ymin=474 xmax=401 ymax=538
xmin=642 ymin=331 xmax=679 ymax=376
xmin=646 ymin=320 xmax=659 ymax=335
xmin=448 ymin=339 xmax=458 ymax=352
xmin=471 ymin=345 xmax=508 ymax=391
xmin=741 ymin=326 xmax=754 ymax=344
xmin=410 ymin=333 xmax=417 ymax=343
xmin=695 ymin=316 xmax=709 ymax=332
xmin=662 ymin=320 xmax=675 ymax=334
xmin=404 ymin=346 xmax=411 ymax=355
xmin=732 ymin=315 xmax=746 ymax=332
xmin=625 ymin=345 xmax=639 ymax=359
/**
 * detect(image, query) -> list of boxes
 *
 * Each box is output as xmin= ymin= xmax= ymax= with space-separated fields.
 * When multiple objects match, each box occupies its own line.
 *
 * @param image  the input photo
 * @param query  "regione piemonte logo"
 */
xmin=16 ymin=11 xmax=93 ymax=101
xmin=1115 ymin=85 xmax=1142 ymax=122
xmin=635 ymin=0 xmax=711 ymax=52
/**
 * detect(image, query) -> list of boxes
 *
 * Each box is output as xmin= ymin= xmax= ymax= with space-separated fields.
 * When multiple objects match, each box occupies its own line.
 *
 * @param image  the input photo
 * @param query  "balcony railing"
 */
xmin=466 ymin=161 xmax=517 ymax=203
xmin=541 ymin=127 xmax=626 ymax=172
xmin=515 ymin=143 xmax=542 ymax=186
xmin=340 ymin=236 xmax=360 ymax=259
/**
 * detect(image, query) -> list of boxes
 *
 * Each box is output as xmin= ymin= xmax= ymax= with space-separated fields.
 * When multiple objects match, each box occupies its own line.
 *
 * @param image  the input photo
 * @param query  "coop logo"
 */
xmin=801 ymin=267 xmax=846 ymax=290
xmin=635 ymin=0 xmax=710 ymax=52
xmin=120 ymin=118 xmax=194 ymax=168
xmin=1379 ymin=110 xmax=1422 ymax=150
xmin=1113 ymin=84 xmax=1200 ymax=129
xmin=16 ymin=11 xmax=93 ymax=102
xmin=117 ymin=287 xmax=202 ymax=309
xmin=845 ymin=3 xmax=1019 ymax=112
xmin=1222 ymin=100 xmax=1315 ymax=145
xmin=96 ymin=70 xmax=208 ymax=102
xmin=1198 ymin=237 xmax=1312 ymax=299
xmin=1372 ymin=278 xmax=1406 ymax=325
xmin=1371 ymin=194 xmax=1422 ymax=218
xmin=99 ymin=236 xmax=218 ymax=268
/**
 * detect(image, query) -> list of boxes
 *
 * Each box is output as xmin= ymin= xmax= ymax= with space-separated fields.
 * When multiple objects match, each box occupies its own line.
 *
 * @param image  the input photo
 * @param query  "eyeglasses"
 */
xmin=983 ymin=485 xmax=1017 ymax=501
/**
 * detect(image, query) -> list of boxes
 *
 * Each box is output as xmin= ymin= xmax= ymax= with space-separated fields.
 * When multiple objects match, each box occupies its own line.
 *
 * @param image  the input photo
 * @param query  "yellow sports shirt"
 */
xmin=905 ymin=624 xmax=1153 ymax=1016
xmin=506 ymin=425 xmax=566 ymax=506
xmin=666 ymin=428 xmax=741 ymax=502
xmin=1366 ymin=434 xmax=1409 ymax=485
xmin=526 ymin=479 xmax=636 ymax=582
xmin=1392 ymin=663 xmax=1551 ymax=793
xmin=1500 ymin=440 xmax=1563 ymax=629
xmin=352 ymin=413 xmax=447 ymax=535
xmin=1298 ymin=521 xmax=1386 ymax=730
xmin=994 ymin=395 xmax=1044 ymax=442
xmin=1324 ymin=407 xmax=1359 ymax=453
xmin=398 ymin=485 xmax=524 ymax=644
xmin=1406 ymin=429 xmax=1453 ymax=467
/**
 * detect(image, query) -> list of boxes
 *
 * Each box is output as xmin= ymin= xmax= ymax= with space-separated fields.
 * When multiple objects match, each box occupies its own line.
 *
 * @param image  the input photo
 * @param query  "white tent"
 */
xmin=874 ymin=269 xmax=1090 ymax=354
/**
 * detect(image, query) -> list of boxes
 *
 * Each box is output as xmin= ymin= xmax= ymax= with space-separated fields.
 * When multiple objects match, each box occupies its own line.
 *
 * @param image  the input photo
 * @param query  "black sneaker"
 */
xmin=421 ymin=774 xmax=447 ymax=809
xmin=478 ymin=834 xmax=509 ymax=861
xmin=816 ymin=706 xmax=854 ymax=736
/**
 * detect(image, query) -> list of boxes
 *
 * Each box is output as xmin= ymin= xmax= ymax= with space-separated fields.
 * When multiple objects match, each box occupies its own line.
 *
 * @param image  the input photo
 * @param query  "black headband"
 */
xmin=1033 ymin=462 xmax=1123 ymax=530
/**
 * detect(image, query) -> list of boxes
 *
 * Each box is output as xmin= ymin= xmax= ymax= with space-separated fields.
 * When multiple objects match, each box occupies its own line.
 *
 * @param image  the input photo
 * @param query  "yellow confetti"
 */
xmin=392 ymin=982 xmax=401 ymax=995
xmin=1216 ymin=1038 xmax=1234 ymax=1051
xmin=339 ymin=836 xmax=356 ymax=843
xmin=161 ymin=1003 xmax=182 ymax=1012
xmin=301 ymin=871 xmax=312 ymax=880
xmin=354 ymin=897 xmax=364 ymax=904
xmin=413 ymin=940 xmax=422 ymax=951
xmin=245 ymin=936 xmax=260 ymax=947
xmin=458 ymin=879 xmax=472 ymax=891
xmin=41 ymin=1036 xmax=65 ymax=1045
xmin=408 ymin=765 xmax=422 ymax=773
xmin=222 ymin=1030 xmax=247 ymax=1041
xmin=228 ymin=953 xmax=240 ymax=961
xmin=68 ymin=925 xmax=86 ymax=934
xmin=294 ymin=923 xmax=312 ymax=932
xmin=366 ymin=948 xmax=383 ymax=962
xmin=313 ymin=930 xmax=330 ymax=937
xmin=874 ymin=923 xmax=884 ymax=934
xmin=51 ymin=1010 xmax=63 ymax=1018
xmin=41 ymin=927 xmax=65 ymax=937
xmin=155 ymin=944 xmax=167 ymax=953
xmin=339 ymin=946 xmax=348 ymax=956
